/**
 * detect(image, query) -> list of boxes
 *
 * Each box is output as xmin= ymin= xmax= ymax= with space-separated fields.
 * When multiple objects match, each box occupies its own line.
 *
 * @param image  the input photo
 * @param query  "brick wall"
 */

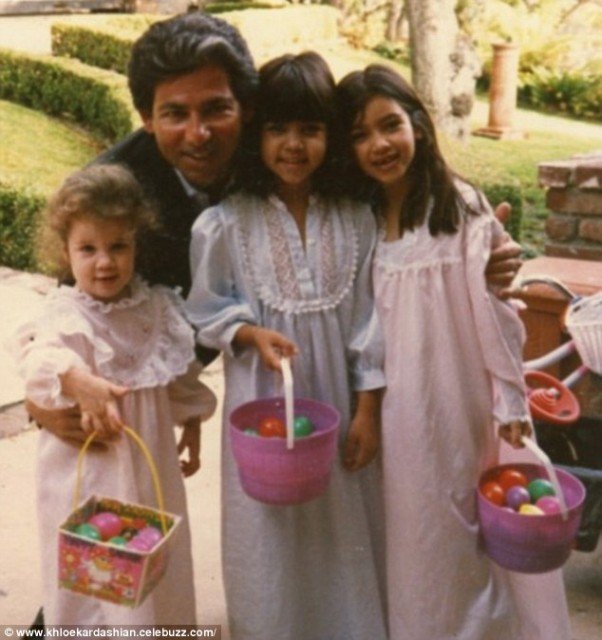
xmin=538 ymin=153 xmax=602 ymax=261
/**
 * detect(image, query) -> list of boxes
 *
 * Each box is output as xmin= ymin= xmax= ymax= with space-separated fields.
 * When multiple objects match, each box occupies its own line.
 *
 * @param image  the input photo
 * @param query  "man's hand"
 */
xmin=177 ymin=416 xmax=201 ymax=477
xmin=26 ymin=399 xmax=93 ymax=447
xmin=486 ymin=202 xmax=523 ymax=297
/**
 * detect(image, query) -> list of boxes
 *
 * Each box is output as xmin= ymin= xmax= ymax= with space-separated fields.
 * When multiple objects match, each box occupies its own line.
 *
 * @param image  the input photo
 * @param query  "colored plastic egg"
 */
xmin=293 ymin=416 xmax=314 ymax=438
xmin=536 ymin=496 xmax=562 ymax=515
xmin=481 ymin=481 xmax=505 ymax=507
xmin=498 ymin=469 xmax=528 ymax=492
xmin=75 ymin=523 xmax=102 ymax=540
xmin=258 ymin=416 xmax=286 ymax=438
xmin=528 ymin=478 xmax=555 ymax=502
xmin=137 ymin=526 xmax=163 ymax=546
xmin=243 ymin=428 xmax=259 ymax=437
xmin=108 ymin=536 xmax=128 ymax=547
xmin=88 ymin=511 xmax=124 ymax=540
xmin=506 ymin=485 xmax=531 ymax=511
xmin=126 ymin=536 xmax=153 ymax=552
xmin=519 ymin=504 xmax=545 ymax=516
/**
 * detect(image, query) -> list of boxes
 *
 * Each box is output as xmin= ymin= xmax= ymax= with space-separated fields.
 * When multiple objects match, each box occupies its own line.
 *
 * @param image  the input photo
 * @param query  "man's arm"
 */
xmin=26 ymin=400 xmax=114 ymax=447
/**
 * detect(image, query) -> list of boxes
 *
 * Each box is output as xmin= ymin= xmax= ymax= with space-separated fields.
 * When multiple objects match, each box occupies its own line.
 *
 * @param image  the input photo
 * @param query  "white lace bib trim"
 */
xmin=234 ymin=195 xmax=359 ymax=315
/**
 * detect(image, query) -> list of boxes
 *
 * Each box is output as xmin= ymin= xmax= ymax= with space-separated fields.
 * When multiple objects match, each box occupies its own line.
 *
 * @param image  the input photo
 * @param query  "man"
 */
xmin=97 ymin=11 xmax=257 ymax=296
xmin=29 ymin=9 xmax=521 ymax=443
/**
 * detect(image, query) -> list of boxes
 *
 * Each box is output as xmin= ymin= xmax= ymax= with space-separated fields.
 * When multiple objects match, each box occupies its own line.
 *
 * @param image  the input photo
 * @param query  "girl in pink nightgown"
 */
xmin=11 ymin=165 xmax=216 ymax=625
xmin=336 ymin=65 xmax=572 ymax=640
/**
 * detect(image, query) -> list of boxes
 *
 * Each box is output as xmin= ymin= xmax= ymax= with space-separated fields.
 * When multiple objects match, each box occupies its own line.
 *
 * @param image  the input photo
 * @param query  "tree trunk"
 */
xmin=386 ymin=0 xmax=406 ymax=42
xmin=406 ymin=0 xmax=480 ymax=140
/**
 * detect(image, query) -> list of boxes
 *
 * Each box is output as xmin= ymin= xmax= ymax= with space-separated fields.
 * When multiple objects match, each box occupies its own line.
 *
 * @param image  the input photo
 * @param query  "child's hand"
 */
xmin=60 ymin=368 xmax=128 ymax=438
xmin=343 ymin=413 xmax=379 ymax=472
xmin=498 ymin=420 xmax=533 ymax=449
xmin=235 ymin=325 xmax=298 ymax=371
xmin=177 ymin=416 xmax=201 ymax=477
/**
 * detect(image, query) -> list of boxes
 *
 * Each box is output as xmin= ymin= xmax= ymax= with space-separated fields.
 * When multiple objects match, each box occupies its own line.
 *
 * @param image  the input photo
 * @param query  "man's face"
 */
xmin=141 ymin=65 xmax=246 ymax=190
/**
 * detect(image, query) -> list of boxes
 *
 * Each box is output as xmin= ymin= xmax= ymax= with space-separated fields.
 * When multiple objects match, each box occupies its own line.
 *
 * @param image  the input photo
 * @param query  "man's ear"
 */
xmin=139 ymin=111 xmax=154 ymax=134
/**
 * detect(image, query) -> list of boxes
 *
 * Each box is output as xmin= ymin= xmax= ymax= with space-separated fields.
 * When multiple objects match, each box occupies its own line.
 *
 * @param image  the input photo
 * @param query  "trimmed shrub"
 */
xmin=0 ymin=48 xmax=136 ymax=143
xmin=481 ymin=182 xmax=523 ymax=243
xmin=52 ymin=23 xmax=133 ymax=75
xmin=0 ymin=182 xmax=45 ymax=271
xmin=50 ymin=7 xmax=339 ymax=73
xmin=205 ymin=1 xmax=286 ymax=14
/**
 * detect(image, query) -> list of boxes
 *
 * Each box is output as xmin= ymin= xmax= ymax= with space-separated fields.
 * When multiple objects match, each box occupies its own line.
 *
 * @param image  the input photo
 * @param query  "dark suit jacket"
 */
xmin=94 ymin=129 xmax=219 ymax=365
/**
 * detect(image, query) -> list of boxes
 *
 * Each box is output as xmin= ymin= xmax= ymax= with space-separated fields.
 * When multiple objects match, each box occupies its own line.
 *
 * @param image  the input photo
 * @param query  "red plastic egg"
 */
xmin=481 ymin=481 xmax=505 ymax=507
xmin=258 ymin=416 xmax=286 ymax=438
xmin=498 ymin=469 xmax=528 ymax=492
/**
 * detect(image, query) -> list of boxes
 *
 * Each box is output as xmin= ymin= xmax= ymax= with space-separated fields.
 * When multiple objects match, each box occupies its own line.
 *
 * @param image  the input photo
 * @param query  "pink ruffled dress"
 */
xmin=12 ymin=277 xmax=216 ymax=625
xmin=373 ymin=187 xmax=572 ymax=640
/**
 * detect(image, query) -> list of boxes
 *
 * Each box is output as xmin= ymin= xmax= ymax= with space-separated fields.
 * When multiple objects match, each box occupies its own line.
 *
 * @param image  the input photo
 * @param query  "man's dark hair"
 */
xmin=128 ymin=11 xmax=258 ymax=114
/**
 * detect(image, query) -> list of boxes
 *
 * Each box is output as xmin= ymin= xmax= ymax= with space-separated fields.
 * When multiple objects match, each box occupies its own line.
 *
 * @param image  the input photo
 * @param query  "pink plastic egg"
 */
xmin=126 ymin=536 xmax=153 ymax=552
xmin=88 ymin=511 xmax=124 ymax=540
xmin=136 ymin=526 xmax=163 ymax=547
xmin=536 ymin=495 xmax=562 ymax=515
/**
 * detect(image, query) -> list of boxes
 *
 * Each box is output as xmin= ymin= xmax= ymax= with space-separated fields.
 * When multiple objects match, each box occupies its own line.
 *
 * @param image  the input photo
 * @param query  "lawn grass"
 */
xmin=441 ymin=130 xmax=602 ymax=256
xmin=0 ymin=99 xmax=103 ymax=194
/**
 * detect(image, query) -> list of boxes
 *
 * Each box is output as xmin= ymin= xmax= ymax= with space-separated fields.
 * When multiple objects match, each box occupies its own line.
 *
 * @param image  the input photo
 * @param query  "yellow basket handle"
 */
xmin=75 ymin=426 xmax=168 ymax=535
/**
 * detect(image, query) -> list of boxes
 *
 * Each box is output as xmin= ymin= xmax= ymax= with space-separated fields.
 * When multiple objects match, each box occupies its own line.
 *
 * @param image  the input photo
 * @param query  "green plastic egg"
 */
xmin=527 ymin=478 xmax=555 ymax=502
xmin=75 ymin=523 xmax=102 ymax=541
xmin=293 ymin=416 xmax=315 ymax=438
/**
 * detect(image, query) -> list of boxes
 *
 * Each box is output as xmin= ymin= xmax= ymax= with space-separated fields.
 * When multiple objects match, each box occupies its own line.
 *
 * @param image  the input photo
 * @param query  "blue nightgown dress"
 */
xmin=186 ymin=192 xmax=387 ymax=640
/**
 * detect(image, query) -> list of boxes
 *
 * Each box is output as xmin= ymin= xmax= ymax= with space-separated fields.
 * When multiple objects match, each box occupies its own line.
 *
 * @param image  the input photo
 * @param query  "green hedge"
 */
xmin=0 ymin=183 xmax=45 ymax=271
xmin=481 ymin=182 xmax=523 ymax=243
xmin=205 ymin=1 xmax=285 ymax=13
xmin=51 ymin=23 xmax=133 ymax=75
xmin=0 ymin=48 xmax=135 ymax=143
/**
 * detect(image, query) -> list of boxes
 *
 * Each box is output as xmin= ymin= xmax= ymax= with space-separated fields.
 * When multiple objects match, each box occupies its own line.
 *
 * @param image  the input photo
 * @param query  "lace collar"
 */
xmin=54 ymin=275 xmax=151 ymax=314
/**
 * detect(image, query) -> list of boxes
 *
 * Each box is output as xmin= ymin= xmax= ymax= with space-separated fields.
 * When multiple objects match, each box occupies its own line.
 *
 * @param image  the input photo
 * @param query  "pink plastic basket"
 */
xmin=230 ymin=396 xmax=340 ymax=505
xmin=478 ymin=462 xmax=585 ymax=573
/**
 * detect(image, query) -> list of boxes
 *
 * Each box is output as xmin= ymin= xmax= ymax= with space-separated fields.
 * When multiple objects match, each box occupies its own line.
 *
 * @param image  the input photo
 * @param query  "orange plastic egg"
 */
xmin=481 ymin=481 xmax=505 ymax=507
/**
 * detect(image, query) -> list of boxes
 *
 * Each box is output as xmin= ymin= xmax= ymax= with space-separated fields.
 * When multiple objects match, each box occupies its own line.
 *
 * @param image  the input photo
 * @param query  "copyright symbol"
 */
xmin=5 ymin=629 xmax=13 ymax=637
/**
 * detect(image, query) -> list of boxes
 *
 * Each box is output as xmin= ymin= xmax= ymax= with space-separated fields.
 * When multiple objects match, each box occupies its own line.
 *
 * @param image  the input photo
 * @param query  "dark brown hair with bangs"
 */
xmin=336 ymin=64 xmax=481 ymax=235
xmin=235 ymin=51 xmax=343 ymax=198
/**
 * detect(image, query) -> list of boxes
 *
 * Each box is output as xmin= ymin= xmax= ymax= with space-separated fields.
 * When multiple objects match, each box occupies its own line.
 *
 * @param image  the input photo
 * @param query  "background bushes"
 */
xmin=0 ymin=184 xmax=45 ymax=271
xmin=51 ymin=24 xmax=133 ymax=75
xmin=0 ymin=48 xmax=135 ymax=143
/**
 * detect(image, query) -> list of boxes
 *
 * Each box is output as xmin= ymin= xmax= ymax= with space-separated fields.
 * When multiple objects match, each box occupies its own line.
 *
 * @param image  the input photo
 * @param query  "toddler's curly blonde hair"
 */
xmin=39 ymin=164 xmax=158 ymax=281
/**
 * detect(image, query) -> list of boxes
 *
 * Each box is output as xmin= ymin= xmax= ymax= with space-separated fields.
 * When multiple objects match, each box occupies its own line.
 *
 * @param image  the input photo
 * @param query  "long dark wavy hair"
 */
xmin=235 ymin=51 xmax=343 ymax=199
xmin=336 ymin=65 xmax=480 ymax=235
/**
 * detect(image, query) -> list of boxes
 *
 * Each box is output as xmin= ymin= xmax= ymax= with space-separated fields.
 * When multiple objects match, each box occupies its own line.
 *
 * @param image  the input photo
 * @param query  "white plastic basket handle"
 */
xmin=521 ymin=436 xmax=568 ymax=521
xmin=281 ymin=357 xmax=295 ymax=450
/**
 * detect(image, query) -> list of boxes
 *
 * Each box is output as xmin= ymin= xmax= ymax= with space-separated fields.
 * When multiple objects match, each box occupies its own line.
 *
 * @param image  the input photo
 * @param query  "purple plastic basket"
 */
xmin=229 ymin=397 xmax=340 ymax=506
xmin=477 ymin=463 xmax=585 ymax=573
